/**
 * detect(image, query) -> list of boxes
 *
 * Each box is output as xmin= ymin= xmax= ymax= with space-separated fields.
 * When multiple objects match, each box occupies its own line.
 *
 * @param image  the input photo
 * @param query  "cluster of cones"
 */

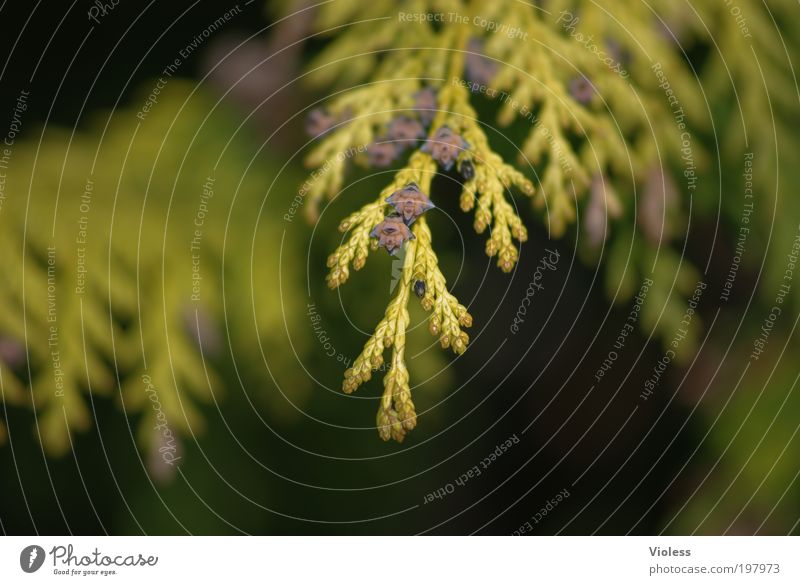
xmin=369 ymin=182 xmax=434 ymax=255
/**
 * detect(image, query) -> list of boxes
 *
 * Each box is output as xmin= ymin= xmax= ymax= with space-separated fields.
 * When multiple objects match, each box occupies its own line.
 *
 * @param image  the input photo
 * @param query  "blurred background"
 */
xmin=0 ymin=0 xmax=798 ymax=535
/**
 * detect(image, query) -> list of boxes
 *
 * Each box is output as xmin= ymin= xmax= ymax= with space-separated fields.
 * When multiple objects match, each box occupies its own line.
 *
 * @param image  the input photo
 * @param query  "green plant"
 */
xmin=0 ymin=83 xmax=309 ymax=471
xmin=299 ymin=0 xmax=795 ymax=441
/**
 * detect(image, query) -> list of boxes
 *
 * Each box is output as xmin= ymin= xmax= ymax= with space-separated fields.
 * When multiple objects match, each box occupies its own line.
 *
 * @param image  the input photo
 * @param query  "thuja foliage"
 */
xmin=0 ymin=83 xmax=309 ymax=469
xmin=299 ymin=0 xmax=794 ymax=441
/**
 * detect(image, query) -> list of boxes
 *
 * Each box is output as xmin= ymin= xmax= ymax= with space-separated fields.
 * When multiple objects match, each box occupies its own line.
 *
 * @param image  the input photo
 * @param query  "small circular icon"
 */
xmin=20 ymin=545 xmax=46 ymax=573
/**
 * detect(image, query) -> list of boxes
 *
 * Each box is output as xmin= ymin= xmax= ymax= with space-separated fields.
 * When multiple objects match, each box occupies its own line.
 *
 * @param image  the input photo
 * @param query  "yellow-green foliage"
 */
xmin=297 ymin=0 xmax=796 ymax=440
xmin=0 ymin=82 xmax=309 ymax=458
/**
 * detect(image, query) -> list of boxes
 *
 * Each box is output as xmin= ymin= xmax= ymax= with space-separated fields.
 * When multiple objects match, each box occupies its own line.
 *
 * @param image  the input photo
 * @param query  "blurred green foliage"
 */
xmin=0 ymin=82 xmax=311 ymax=464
